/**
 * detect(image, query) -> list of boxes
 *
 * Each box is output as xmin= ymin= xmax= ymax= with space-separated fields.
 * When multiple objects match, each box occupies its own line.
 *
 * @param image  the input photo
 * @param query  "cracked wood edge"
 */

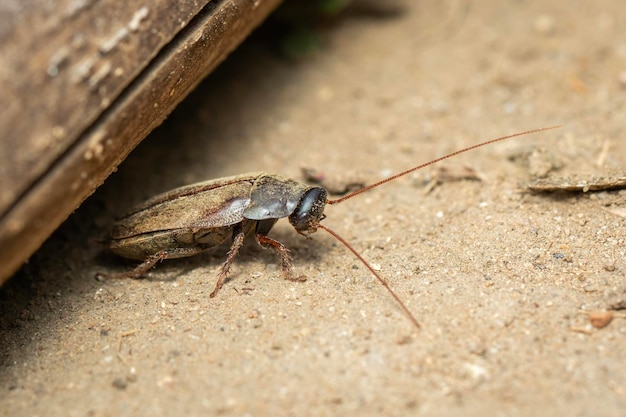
xmin=0 ymin=0 xmax=283 ymax=284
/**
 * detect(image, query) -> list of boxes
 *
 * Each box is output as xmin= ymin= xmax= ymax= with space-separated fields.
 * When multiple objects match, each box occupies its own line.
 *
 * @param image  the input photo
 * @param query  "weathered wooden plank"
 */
xmin=0 ymin=0 xmax=283 ymax=284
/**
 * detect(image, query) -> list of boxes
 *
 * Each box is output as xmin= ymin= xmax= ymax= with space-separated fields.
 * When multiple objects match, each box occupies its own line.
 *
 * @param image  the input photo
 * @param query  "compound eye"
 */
xmin=289 ymin=187 xmax=327 ymax=234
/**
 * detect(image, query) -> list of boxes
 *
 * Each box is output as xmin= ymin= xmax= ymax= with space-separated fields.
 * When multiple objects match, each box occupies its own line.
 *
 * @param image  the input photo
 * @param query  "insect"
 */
xmin=100 ymin=126 xmax=559 ymax=329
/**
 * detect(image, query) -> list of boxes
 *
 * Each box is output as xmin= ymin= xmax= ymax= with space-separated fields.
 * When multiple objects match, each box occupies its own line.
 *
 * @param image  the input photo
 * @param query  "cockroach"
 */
xmin=100 ymin=126 xmax=559 ymax=329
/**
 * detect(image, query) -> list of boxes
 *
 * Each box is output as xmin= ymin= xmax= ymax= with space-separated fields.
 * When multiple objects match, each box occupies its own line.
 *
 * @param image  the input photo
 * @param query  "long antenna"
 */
xmin=317 ymin=223 xmax=421 ymax=329
xmin=328 ymin=126 xmax=561 ymax=205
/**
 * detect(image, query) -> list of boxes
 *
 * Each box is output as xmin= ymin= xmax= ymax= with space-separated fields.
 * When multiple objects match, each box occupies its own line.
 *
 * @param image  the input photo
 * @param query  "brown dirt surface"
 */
xmin=2 ymin=1 xmax=625 ymax=416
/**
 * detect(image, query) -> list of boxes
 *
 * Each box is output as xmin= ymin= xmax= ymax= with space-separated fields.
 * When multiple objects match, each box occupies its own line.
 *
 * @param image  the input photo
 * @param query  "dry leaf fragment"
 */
xmin=301 ymin=167 xmax=367 ymax=195
xmin=527 ymin=175 xmax=626 ymax=192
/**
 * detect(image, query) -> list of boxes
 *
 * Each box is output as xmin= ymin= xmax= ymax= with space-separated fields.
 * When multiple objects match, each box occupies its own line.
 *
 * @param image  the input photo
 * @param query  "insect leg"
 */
xmin=209 ymin=228 xmax=247 ymax=298
xmin=97 ymin=249 xmax=183 ymax=280
xmin=256 ymin=234 xmax=307 ymax=283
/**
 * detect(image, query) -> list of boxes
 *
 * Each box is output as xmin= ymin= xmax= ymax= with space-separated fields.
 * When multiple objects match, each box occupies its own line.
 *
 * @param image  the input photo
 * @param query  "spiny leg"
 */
xmin=97 ymin=247 xmax=208 ymax=281
xmin=209 ymin=229 xmax=247 ymax=298
xmin=96 ymin=250 xmax=170 ymax=280
xmin=256 ymin=234 xmax=306 ymax=283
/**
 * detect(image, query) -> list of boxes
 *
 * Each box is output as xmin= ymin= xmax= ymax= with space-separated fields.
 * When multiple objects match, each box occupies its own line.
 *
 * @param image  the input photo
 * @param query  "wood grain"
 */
xmin=0 ymin=0 xmax=283 ymax=284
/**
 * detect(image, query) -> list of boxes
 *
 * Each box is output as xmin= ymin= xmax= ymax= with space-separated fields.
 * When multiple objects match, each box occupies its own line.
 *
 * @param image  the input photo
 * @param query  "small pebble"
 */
xmin=589 ymin=310 xmax=613 ymax=329
xmin=534 ymin=15 xmax=555 ymax=35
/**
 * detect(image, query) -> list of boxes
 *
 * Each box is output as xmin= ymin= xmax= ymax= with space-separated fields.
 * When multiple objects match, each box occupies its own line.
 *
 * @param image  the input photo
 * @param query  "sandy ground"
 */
xmin=2 ymin=1 xmax=626 ymax=416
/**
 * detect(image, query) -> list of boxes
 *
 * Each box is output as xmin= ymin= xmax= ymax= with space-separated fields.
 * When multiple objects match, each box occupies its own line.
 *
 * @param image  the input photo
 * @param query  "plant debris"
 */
xmin=526 ymin=175 xmax=626 ymax=193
